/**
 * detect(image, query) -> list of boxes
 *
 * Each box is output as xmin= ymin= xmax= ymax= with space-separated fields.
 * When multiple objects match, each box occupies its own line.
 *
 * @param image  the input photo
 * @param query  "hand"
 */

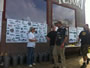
xmin=60 ymin=43 xmax=64 ymax=48
xmin=33 ymin=38 xmax=37 ymax=42
xmin=35 ymin=39 xmax=37 ymax=42
xmin=46 ymin=37 xmax=50 ymax=40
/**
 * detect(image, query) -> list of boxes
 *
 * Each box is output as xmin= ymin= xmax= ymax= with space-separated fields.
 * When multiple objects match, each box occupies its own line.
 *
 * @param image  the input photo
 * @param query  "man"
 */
xmin=27 ymin=27 xmax=37 ymax=67
xmin=47 ymin=26 xmax=57 ymax=63
xmin=53 ymin=21 xmax=67 ymax=68
xmin=79 ymin=24 xmax=90 ymax=68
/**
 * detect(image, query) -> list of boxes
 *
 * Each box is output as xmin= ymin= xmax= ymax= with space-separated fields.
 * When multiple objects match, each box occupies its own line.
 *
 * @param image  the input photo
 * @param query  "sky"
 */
xmin=53 ymin=4 xmax=75 ymax=27
xmin=85 ymin=0 xmax=90 ymax=27
xmin=6 ymin=0 xmax=46 ymax=23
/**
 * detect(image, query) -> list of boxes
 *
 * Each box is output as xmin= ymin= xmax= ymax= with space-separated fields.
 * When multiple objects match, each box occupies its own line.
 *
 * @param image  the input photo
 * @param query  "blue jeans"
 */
xmin=27 ymin=47 xmax=35 ymax=65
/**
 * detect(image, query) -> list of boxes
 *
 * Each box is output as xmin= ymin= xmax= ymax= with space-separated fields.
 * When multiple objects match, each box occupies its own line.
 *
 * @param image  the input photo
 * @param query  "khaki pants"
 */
xmin=81 ymin=45 xmax=88 ymax=58
xmin=53 ymin=45 xmax=66 ymax=68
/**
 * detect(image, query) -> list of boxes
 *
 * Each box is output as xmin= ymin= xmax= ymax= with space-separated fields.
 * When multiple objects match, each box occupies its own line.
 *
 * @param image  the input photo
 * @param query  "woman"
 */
xmin=27 ymin=27 xmax=37 ymax=67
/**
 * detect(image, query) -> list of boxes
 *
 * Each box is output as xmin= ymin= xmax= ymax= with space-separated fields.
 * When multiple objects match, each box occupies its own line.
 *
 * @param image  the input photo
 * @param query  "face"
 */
xmin=57 ymin=23 xmax=62 ymax=27
xmin=52 ymin=26 xmax=56 ymax=31
xmin=84 ymin=24 xmax=89 ymax=31
xmin=55 ymin=23 xmax=58 ymax=27
xmin=32 ymin=29 xmax=35 ymax=33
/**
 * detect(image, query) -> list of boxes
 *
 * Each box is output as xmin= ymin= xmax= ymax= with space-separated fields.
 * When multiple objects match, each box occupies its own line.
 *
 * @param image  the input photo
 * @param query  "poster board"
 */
xmin=6 ymin=19 xmax=47 ymax=43
xmin=77 ymin=27 xmax=83 ymax=36
xmin=69 ymin=27 xmax=77 ymax=43
xmin=69 ymin=27 xmax=83 ymax=43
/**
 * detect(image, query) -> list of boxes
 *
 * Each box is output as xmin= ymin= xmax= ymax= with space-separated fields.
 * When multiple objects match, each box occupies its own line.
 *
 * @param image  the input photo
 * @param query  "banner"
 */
xmin=6 ymin=18 xmax=47 ymax=43
xmin=69 ymin=27 xmax=77 ymax=43
xmin=58 ymin=0 xmax=84 ymax=9
xmin=69 ymin=27 xmax=83 ymax=43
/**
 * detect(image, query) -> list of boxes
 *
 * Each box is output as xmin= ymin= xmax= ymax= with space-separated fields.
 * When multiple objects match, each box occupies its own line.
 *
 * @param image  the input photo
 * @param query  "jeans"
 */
xmin=27 ymin=47 xmax=35 ymax=65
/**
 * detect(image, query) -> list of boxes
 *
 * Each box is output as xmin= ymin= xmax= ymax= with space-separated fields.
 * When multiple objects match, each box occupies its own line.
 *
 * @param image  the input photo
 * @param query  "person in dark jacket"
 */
xmin=79 ymin=24 xmax=90 ymax=68
xmin=53 ymin=21 xmax=68 ymax=68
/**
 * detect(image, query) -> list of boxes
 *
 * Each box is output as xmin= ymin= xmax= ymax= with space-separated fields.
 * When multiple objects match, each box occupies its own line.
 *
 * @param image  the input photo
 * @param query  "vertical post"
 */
xmin=2 ymin=0 xmax=6 ymax=21
xmin=1 ymin=0 xmax=7 ymax=54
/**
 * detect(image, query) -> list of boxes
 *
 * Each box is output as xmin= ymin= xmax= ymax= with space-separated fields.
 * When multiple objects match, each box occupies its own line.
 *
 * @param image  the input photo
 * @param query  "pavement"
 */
xmin=0 ymin=54 xmax=90 ymax=68
xmin=8 ymin=55 xmax=90 ymax=68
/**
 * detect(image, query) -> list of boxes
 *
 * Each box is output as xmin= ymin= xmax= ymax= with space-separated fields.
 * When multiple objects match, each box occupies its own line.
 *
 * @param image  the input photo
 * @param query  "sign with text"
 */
xmin=69 ymin=27 xmax=83 ymax=43
xmin=69 ymin=27 xmax=77 ymax=43
xmin=58 ymin=0 xmax=84 ymax=9
xmin=6 ymin=19 xmax=47 ymax=43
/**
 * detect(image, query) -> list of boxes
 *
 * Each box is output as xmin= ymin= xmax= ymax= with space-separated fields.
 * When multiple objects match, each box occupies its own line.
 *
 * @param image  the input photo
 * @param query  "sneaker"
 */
xmin=29 ymin=64 xmax=33 ymax=67
xmin=33 ymin=63 xmax=36 ymax=65
xmin=81 ymin=63 xmax=87 ymax=68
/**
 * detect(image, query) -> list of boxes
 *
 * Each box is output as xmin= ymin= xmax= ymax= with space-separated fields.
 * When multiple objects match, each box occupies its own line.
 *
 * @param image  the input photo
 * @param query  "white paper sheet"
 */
xmin=6 ymin=18 xmax=47 ymax=43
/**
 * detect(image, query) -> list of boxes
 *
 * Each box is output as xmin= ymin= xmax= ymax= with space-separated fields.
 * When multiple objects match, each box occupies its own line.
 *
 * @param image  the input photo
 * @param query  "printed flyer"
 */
xmin=6 ymin=19 xmax=47 ymax=43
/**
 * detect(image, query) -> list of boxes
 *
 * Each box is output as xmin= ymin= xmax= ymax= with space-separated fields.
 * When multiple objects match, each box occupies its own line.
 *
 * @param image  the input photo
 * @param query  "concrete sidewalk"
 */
xmin=0 ymin=55 xmax=90 ymax=68
xmin=7 ymin=56 xmax=90 ymax=68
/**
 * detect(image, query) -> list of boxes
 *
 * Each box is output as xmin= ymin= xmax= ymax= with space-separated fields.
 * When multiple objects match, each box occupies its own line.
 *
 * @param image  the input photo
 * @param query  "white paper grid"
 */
xmin=6 ymin=18 xmax=47 ymax=43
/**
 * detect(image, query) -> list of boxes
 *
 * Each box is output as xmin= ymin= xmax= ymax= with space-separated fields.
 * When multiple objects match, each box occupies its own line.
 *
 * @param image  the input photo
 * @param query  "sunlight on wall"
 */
xmin=85 ymin=0 xmax=90 ymax=27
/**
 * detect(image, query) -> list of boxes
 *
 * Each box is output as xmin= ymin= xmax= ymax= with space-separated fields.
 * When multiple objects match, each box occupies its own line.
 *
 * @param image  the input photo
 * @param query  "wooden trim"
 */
xmin=2 ymin=0 xmax=6 ymax=21
xmin=52 ymin=1 xmax=76 ymax=10
xmin=75 ymin=10 xmax=77 ymax=27
xmin=50 ymin=0 xmax=53 ymax=27
xmin=47 ymin=0 xmax=49 ymax=25
xmin=0 ymin=0 xmax=7 ymax=55
xmin=47 ymin=0 xmax=52 ymax=27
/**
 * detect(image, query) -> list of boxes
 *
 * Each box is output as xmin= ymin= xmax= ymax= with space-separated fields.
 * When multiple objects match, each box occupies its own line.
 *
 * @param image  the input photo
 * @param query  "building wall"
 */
xmin=0 ymin=0 xmax=86 ymax=56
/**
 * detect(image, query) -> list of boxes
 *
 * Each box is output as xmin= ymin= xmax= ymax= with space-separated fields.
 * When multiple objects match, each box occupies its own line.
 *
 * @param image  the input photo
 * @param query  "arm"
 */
xmin=46 ymin=37 xmax=50 ymax=41
xmin=46 ymin=32 xmax=51 ymax=41
xmin=60 ymin=28 xmax=68 ymax=48
xmin=28 ymin=33 xmax=37 ymax=42
xmin=29 ymin=39 xmax=37 ymax=42
xmin=77 ymin=31 xmax=82 ymax=42
xmin=60 ymin=36 xmax=68 ymax=48
xmin=77 ymin=37 xmax=80 ymax=43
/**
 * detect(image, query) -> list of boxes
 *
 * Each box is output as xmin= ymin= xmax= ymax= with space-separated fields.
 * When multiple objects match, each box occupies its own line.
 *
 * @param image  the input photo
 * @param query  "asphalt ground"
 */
xmin=0 ymin=54 xmax=90 ymax=68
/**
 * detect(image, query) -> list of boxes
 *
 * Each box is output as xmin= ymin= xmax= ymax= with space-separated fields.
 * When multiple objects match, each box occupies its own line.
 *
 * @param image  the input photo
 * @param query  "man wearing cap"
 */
xmin=27 ymin=27 xmax=37 ymax=67
xmin=53 ymin=21 xmax=68 ymax=68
